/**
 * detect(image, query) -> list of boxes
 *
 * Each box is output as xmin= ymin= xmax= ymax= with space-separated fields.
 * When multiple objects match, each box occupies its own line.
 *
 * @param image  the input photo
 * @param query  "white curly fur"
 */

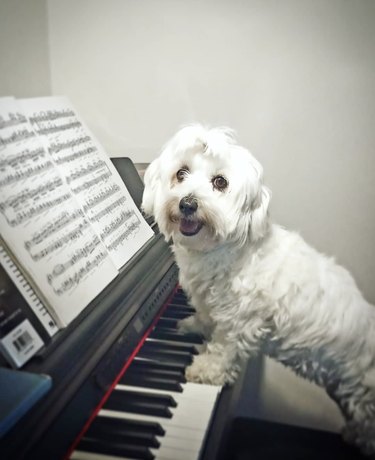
xmin=142 ymin=124 xmax=375 ymax=457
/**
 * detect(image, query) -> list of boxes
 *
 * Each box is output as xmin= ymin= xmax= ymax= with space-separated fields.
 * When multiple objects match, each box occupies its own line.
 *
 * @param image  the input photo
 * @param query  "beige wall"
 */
xmin=0 ymin=0 xmax=374 ymax=303
xmin=0 ymin=0 xmax=51 ymax=97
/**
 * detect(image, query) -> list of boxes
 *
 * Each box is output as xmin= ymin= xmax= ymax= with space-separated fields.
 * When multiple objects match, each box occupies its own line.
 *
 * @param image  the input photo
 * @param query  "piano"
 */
xmin=0 ymin=159 xmax=364 ymax=460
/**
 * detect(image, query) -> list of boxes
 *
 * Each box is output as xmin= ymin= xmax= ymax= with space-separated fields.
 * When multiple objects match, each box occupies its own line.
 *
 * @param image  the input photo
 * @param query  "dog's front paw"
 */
xmin=342 ymin=420 xmax=375 ymax=457
xmin=185 ymin=353 xmax=239 ymax=386
xmin=178 ymin=315 xmax=204 ymax=335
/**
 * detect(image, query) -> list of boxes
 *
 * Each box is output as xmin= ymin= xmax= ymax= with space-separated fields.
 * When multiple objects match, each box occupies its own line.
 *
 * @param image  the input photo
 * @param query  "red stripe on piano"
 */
xmin=63 ymin=283 xmax=179 ymax=460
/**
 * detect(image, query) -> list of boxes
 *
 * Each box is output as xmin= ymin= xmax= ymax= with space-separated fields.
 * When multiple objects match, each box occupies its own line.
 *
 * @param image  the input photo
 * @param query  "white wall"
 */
xmin=0 ymin=0 xmax=51 ymax=97
xmin=47 ymin=0 xmax=375 ymax=303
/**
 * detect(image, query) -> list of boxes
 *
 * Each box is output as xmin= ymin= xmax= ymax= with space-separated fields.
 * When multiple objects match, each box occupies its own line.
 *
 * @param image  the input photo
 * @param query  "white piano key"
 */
xmin=99 ymin=407 xmax=210 ymax=431
xmin=145 ymin=336 xmax=201 ymax=349
xmin=71 ymin=451 xmax=136 ymax=460
xmin=115 ymin=382 xmax=221 ymax=403
xmin=151 ymin=444 xmax=199 ymax=460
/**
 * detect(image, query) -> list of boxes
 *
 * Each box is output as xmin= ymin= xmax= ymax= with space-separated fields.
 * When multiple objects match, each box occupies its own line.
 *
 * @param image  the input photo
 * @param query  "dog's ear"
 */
xmin=142 ymin=157 xmax=161 ymax=217
xmin=251 ymin=185 xmax=271 ymax=242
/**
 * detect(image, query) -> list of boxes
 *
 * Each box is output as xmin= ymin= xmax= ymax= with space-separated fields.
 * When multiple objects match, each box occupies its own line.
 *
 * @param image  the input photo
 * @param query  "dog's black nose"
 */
xmin=179 ymin=195 xmax=198 ymax=216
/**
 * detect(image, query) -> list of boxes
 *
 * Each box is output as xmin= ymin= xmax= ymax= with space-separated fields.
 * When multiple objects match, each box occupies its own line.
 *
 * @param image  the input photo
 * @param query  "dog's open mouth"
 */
xmin=179 ymin=218 xmax=203 ymax=236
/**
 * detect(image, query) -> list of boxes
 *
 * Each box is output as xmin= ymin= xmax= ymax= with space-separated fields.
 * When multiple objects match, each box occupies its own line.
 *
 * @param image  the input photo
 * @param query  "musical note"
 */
xmin=34 ymin=120 xmax=82 ymax=136
xmin=48 ymin=135 xmax=91 ymax=155
xmin=29 ymin=219 xmax=91 ymax=262
xmin=0 ymin=128 xmax=35 ymax=148
xmin=0 ymin=111 xmax=27 ymax=129
xmin=65 ymin=159 xmax=107 ymax=184
xmin=28 ymin=108 xmax=75 ymax=124
xmin=51 ymin=249 xmax=109 ymax=296
xmin=0 ymin=146 xmax=46 ymax=170
xmin=82 ymin=184 xmax=120 ymax=213
xmin=46 ymin=235 xmax=102 ymax=284
xmin=24 ymin=209 xmax=83 ymax=250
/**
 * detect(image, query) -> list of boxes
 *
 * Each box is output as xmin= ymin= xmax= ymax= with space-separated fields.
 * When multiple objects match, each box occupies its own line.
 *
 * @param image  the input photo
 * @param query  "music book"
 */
xmin=0 ymin=96 xmax=154 ymax=331
xmin=0 ymin=368 xmax=52 ymax=437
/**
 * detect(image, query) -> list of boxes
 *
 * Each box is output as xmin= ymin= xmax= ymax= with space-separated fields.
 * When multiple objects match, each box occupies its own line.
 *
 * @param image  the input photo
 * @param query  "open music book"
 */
xmin=0 ymin=96 xmax=154 ymax=337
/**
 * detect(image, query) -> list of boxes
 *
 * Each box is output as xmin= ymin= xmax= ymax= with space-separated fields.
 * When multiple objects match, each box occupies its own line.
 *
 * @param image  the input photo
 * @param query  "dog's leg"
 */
xmin=178 ymin=309 xmax=214 ymax=339
xmin=185 ymin=327 xmax=259 ymax=386
xmin=335 ymin=382 xmax=375 ymax=457
xmin=326 ymin=378 xmax=375 ymax=459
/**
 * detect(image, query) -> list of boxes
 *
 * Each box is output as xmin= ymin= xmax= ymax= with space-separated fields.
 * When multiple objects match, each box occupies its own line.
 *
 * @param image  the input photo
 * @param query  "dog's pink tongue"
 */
xmin=179 ymin=218 xmax=201 ymax=236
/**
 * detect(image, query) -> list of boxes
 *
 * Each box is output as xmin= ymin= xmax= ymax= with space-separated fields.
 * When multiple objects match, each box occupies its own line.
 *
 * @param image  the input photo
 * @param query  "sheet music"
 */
xmin=0 ymin=97 xmax=118 ymax=326
xmin=20 ymin=97 xmax=154 ymax=269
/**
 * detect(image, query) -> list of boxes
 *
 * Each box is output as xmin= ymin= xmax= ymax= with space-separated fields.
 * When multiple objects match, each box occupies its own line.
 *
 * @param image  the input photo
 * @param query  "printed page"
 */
xmin=0 ymin=97 xmax=118 ymax=326
xmin=20 ymin=96 xmax=154 ymax=269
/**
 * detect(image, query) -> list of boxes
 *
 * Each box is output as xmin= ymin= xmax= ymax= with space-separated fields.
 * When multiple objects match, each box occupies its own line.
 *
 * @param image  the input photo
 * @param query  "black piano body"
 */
xmin=0 ymin=159 xmax=364 ymax=460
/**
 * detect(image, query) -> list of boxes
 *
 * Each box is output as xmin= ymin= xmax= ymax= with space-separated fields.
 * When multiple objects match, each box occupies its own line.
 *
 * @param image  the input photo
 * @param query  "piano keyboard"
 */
xmin=70 ymin=289 xmax=222 ymax=460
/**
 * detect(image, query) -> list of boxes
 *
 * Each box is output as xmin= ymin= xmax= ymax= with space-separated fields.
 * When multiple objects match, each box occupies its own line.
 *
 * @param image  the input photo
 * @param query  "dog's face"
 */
xmin=142 ymin=125 xmax=271 ymax=251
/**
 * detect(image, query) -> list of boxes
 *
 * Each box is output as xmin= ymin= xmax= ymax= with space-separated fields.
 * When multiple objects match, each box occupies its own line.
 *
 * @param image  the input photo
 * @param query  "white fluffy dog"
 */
xmin=142 ymin=124 xmax=375 ymax=456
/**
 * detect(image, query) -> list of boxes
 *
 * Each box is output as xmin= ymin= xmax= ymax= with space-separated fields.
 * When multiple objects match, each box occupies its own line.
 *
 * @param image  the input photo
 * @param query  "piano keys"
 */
xmin=69 ymin=288 xmax=222 ymax=460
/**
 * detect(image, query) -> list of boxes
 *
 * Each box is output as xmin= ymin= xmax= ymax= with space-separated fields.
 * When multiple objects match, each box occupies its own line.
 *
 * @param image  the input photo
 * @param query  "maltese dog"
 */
xmin=142 ymin=124 xmax=375 ymax=456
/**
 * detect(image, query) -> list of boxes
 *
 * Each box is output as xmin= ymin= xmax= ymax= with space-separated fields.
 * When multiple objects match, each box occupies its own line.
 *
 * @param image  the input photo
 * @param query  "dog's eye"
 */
xmin=212 ymin=175 xmax=228 ymax=191
xmin=176 ymin=168 xmax=189 ymax=182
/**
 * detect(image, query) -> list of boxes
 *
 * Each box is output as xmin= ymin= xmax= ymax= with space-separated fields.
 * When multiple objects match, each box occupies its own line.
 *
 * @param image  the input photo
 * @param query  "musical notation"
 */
xmin=0 ymin=146 xmax=46 ymax=170
xmin=0 ymin=159 xmax=54 ymax=188
xmin=53 ymin=145 xmax=97 ymax=164
xmin=48 ymin=135 xmax=91 ymax=155
xmin=106 ymin=218 xmax=142 ymax=252
xmin=99 ymin=210 xmax=136 ymax=241
xmin=51 ymin=248 xmax=109 ymax=297
xmin=0 ymin=111 xmax=27 ymax=130
xmin=70 ymin=171 xmax=112 ymax=194
xmin=28 ymin=108 xmax=75 ymax=124
xmin=89 ymin=196 xmax=127 ymax=223
xmin=24 ymin=210 xmax=83 ymax=250
xmin=0 ymin=96 xmax=153 ymax=326
xmin=29 ymin=220 xmax=91 ymax=262
xmin=65 ymin=160 xmax=107 ymax=184
xmin=1 ymin=191 xmax=71 ymax=227
xmin=46 ymin=235 xmax=102 ymax=285
xmin=0 ymin=128 xmax=35 ymax=148
xmin=34 ymin=120 xmax=82 ymax=136
xmin=82 ymin=184 xmax=120 ymax=213
xmin=0 ymin=177 xmax=63 ymax=214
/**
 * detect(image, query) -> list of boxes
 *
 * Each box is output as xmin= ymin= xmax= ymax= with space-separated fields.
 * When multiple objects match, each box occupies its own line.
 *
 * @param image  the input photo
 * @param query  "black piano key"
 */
xmin=136 ymin=347 xmax=193 ymax=366
xmin=124 ymin=369 xmax=186 ymax=388
xmin=129 ymin=360 xmax=186 ymax=382
xmin=149 ymin=328 xmax=204 ymax=345
xmin=144 ymin=339 xmax=198 ymax=355
xmin=166 ymin=305 xmax=195 ymax=314
xmin=86 ymin=423 xmax=161 ymax=448
xmin=169 ymin=300 xmax=188 ymax=307
xmin=131 ymin=358 xmax=188 ymax=374
xmin=79 ymin=437 xmax=155 ymax=460
xmin=161 ymin=310 xmax=193 ymax=320
xmin=90 ymin=415 xmax=166 ymax=436
xmin=121 ymin=368 xmax=185 ymax=387
xmin=121 ymin=372 xmax=184 ymax=392
xmin=135 ymin=356 xmax=188 ymax=373
xmin=172 ymin=292 xmax=188 ymax=303
xmin=107 ymin=388 xmax=177 ymax=409
xmin=127 ymin=366 xmax=186 ymax=383
xmin=105 ymin=398 xmax=173 ymax=418
xmin=155 ymin=317 xmax=179 ymax=329
xmin=141 ymin=340 xmax=194 ymax=355
xmin=104 ymin=391 xmax=174 ymax=418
